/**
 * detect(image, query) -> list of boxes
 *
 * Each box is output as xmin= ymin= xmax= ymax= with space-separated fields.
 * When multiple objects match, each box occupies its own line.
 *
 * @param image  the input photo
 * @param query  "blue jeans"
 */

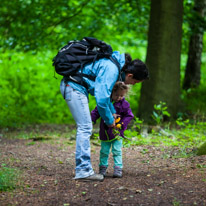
xmin=99 ymin=139 xmax=123 ymax=168
xmin=60 ymin=80 xmax=94 ymax=179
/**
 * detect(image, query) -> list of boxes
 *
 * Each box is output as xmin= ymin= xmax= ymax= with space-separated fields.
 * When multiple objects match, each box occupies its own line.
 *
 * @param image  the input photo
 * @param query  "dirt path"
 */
xmin=0 ymin=128 xmax=206 ymax=206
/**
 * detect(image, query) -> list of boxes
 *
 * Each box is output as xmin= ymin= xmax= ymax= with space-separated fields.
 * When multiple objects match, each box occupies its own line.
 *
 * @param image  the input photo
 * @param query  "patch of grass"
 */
xmin=125 ymin=121 xmax=206 ymax=150
xmin=0 ymin=164 xmax=22 ymax=191
xmin=3 ymin=127 xmax=77 ymax=147
xmin=196 ymin=164 xmax=206 ymax=169
xmin=172 ymin=198 xmax=182 ymax=206
xmin=122 ymin=120 xmax=206 ymax=160
xmin=26 ymin=141 xmax=36 ymax=146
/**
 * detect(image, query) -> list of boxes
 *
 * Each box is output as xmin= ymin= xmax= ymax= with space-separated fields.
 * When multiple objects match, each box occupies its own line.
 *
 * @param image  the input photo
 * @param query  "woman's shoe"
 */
xmin=75 ymin=173 xmax=104 ymax=182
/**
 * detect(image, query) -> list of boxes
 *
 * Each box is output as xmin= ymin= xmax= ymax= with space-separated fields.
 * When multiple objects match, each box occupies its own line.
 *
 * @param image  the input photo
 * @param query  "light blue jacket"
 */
xmin=64 ymin=51 xmax=125 ymax=126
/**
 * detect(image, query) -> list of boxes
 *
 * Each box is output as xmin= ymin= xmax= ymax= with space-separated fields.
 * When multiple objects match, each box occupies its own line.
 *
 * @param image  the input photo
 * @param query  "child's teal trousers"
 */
xmin=99 ymin=139 xmax=123 ymax=168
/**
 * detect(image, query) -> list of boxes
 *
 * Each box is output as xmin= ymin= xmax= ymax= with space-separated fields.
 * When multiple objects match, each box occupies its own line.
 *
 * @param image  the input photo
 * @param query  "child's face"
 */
xmin=112 ymin=89 xmax=127 ymax=102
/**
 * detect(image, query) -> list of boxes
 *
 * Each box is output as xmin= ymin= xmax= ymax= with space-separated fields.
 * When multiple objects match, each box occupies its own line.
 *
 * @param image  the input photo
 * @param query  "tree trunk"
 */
xmin=138 ymin=0 xmax=183 ymax=122
xmin=183 ymin=0 xmax=206 ymax=90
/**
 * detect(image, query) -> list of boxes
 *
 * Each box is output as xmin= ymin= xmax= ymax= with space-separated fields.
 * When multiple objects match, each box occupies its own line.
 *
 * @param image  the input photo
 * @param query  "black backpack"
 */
xmin=52 ymin=37 xmax=121 ymax=87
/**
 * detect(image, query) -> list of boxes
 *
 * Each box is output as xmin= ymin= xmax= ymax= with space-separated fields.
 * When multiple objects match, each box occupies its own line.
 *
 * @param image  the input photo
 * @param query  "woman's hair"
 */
xmin=113 ymin=81 xmax=129 ymax=93
xmin=122 ymin=53 xmax=149 ymax=81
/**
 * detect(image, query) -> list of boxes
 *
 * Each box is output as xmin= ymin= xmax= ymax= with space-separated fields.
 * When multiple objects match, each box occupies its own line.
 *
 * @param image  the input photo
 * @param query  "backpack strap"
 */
xmin=64 ymin=75 xmax=90 ymax=91
xmin=109 ymin=56 xmax=122 ymax=81
xmin=63 ymin=75 xmax=90 ymax=99
xmin=64 ymin=73 xmax=95 ymax=88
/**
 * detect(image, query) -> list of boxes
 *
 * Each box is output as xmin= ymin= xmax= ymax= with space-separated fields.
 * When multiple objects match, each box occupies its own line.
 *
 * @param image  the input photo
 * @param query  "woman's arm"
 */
xmin=94 ymin=60 xmax=119 ymax=126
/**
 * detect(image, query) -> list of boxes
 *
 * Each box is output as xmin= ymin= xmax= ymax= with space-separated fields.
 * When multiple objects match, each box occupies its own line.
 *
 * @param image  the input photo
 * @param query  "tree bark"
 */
xmin=138 ymin=0 xmax=183 ymax=122
xmin=183 ymin=0 xmax=206 ymax=90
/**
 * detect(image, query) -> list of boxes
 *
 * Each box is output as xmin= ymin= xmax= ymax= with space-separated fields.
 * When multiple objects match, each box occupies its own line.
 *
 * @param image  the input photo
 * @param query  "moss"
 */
xmin=196 ymin=142 xmax=206 ymax=156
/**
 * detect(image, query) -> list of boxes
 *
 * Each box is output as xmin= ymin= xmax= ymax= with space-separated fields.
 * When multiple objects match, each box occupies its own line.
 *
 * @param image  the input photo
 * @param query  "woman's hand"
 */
xmin=108 ymin=120 xmax=116 ymax=127
xmin=108 ymin=114 xmax=120 ymax=127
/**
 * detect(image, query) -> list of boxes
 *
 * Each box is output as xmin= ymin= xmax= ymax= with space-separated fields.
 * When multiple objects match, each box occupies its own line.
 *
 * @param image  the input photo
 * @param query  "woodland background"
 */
xmin=1 ymin=1 xmax=206 ymax=203
xmin=0 ymin=0 xmax=206 ymax=128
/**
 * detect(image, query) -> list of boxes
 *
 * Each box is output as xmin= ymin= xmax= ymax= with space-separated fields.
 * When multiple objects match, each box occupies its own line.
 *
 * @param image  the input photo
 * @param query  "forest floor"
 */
xmin=0 ymin=124 xmax=206 ymax=206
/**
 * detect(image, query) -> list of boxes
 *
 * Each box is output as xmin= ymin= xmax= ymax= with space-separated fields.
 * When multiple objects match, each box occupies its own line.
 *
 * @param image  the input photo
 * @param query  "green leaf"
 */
xmin=162 ymin=111 xmax=171 ymax=117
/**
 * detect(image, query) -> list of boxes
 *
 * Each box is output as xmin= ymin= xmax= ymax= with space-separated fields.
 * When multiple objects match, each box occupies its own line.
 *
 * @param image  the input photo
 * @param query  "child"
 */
xmin=91 ymin=81 xmax=134 ymax=178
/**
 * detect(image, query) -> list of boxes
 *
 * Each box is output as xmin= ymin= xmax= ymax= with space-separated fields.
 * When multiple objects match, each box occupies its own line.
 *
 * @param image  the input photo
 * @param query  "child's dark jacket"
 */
xmin=91 ymin=98 xmax=134 ymax=141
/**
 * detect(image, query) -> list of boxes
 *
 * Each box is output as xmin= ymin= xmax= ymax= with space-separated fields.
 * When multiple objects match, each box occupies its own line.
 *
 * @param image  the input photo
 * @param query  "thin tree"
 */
xmin=183 ymin=0 xmax=206 ymax=90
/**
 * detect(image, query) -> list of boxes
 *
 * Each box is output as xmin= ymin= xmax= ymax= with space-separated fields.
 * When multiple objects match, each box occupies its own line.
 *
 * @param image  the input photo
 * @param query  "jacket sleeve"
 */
xmin=94 ymin=60 xmax=119 ymax=126
xmin=91 ymin=106 xmax=100 ymax=123
xmin=119 ymin=101 xmax=134 ymax=136
xmin=109 ymin=100 xmax=116 ymax=115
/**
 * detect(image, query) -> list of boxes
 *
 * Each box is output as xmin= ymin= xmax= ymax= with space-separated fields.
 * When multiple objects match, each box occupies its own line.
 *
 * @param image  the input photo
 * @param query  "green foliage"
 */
xmin=0 ymin=51 xmax=73 ymax=127
xmin=0 ymin=0 xmax=150 ymax=51
xmin=0 ymin=0 xmax=200 ymax=55
xmin=176 ymin=117 xmax=190 ymax=127
xmin=0 ymin=164 xmax=21 ymax=191
xmin=122 ymin=117 xmax=143 ymax=147
xmin=152 ymin=101 xmax=171 ymax=125
xmin=133 ymin=117 xmax=143 ymax=130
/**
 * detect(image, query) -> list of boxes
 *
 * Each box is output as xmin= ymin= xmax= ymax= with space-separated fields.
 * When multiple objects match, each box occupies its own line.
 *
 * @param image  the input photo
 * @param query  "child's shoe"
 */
xmin=113 ymin=166 xmax=122 ymax=178
xmin=99 ymin=165 xmax=107 ymax=176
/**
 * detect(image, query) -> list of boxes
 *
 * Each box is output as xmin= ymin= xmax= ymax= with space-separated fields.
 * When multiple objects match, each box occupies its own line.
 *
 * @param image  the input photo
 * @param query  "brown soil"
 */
xmin=0 ymin=124 xmax=206 ymax=206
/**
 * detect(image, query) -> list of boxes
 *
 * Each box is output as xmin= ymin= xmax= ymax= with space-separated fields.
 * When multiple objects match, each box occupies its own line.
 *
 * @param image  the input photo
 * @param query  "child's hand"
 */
xmin=114 ymin=117 xmax=123 ymax=129
xmin=115 ymin=117 xmax=121 ymax=123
